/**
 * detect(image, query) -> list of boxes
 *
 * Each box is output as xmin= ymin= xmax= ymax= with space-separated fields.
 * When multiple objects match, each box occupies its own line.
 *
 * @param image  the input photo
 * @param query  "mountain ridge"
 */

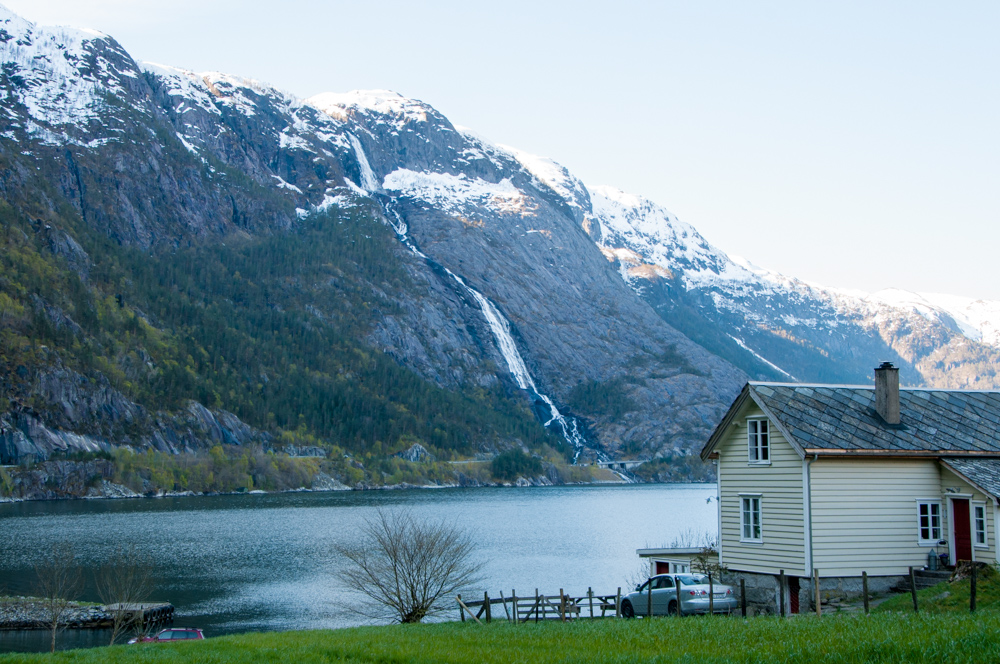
xmin=0 ymin=3 xmax=997 ymax=496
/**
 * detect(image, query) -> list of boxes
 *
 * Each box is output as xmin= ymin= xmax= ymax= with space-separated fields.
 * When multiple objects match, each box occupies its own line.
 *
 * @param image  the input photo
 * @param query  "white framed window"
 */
xmin=740 ymin=494 xmax=762 ymax=543
xmin=974 ymin=502 xmax=987 ymax=547
xmin=917 ymin=501 xmax=942 ymax=544
xmin=747 ymin=418 xmax=770 ymax=464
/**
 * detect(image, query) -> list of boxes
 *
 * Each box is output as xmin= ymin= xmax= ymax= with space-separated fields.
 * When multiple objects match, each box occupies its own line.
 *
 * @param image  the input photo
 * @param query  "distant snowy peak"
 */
xmin=863 ymin=290 xmax=1000 ymax=346
xmin=584 ymin=181 xmax=1000 ymax=350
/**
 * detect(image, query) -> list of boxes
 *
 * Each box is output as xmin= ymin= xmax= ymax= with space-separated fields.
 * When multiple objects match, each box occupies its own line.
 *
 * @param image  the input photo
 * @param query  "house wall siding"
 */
xmin=719 ymin=404 xmax=805 ymax=576
xmin=810 ymin=458 xmax=942 ymax=577
xmin=940 ymin=467 xmax=997 ymax=564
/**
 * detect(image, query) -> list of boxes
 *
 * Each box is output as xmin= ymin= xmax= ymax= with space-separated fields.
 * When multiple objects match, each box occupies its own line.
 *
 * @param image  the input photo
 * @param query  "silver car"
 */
xmin=621 ymin=573 xmax=737 ymax=617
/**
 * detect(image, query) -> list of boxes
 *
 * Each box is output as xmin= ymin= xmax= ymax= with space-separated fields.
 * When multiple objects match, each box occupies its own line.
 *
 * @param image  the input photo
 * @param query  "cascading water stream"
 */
xmin=346 ymin=136 xmax=628 ymax=477
xmin=383 ymin=203 xmax=623 ymax=472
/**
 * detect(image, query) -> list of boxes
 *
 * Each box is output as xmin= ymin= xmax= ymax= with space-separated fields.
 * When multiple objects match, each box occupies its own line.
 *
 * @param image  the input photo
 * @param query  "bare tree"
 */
xmin=335 ymin=509 xmax=483 ymax=623
xmin=96 ymin=543 xmax=155 ymax=645
xmin=34 ymin=543 xmax=83 ymax=653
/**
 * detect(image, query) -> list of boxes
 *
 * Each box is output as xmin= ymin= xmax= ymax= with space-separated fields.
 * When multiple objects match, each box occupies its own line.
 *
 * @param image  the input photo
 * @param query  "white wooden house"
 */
xmin=700 ymin=362 xmax=1000 ymax=612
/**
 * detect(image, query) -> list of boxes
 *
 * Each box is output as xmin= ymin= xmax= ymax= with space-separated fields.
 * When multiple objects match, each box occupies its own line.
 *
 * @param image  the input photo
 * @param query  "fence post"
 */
xmin=616 ymin=587 xmax=621 ymax=618
xmin=459 ymin=594 xmax=464 ymax=622
xmin=559 ymin=589 xmax=565 ymax=622
xmin=814 ymin=569 xmax=821 ymax=617
xmin=588 ymin=587 xmax=594 ymax=619
xmin=740 ymin=578 xmax=746 ymax=617
xmin=708 ymin=573 xmax=714 ymax=616
xmin=646 ymin=576 xmax=652 ymax=618
xmin=512 ymin=589 xmax=518 ymax=625
xmin=675 ymin=575 xmax=683 ymax=617
xmin=535 ymin=589 xmax=539 ymax=624
xmin=971 ymin=564 xmax=977 ymax=613
xmin=779 ymin=570 xmax=786 ymax=618
xmin=862 ymin=571 xmax=869 ymax=615
xmin=485 ymin=591 xmax=491 ymax=623
xmin=909 ymin=567 xmax=919 ymax=613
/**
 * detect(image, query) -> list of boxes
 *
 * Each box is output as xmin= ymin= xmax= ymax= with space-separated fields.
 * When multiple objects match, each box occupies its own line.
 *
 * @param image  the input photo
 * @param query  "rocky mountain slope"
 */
xmin=0 ymin=5 xmax=743 ymax=488
xmin=0 ymin=5 xmax=996 ymax=495
xmin=585 ymin=186 xmax=1000 ymax=389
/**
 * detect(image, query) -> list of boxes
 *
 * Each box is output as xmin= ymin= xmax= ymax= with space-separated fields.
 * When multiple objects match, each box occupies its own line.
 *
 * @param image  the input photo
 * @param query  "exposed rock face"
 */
xmin=396 ymin=443 xmax=435 ymax=463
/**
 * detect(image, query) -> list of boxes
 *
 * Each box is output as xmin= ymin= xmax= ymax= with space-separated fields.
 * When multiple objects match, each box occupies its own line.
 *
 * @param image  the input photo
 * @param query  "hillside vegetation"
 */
xmin=0 ymin=185 xmax=569 ymax=490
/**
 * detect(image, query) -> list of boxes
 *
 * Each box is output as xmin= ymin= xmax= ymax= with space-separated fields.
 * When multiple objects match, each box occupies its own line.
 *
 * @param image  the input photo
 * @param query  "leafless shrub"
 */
xmin=33 ymin=543 xmax=83 ymax=653
xmin=334 ymin=508 xmax=483 ymax=623
xmin=96 ymin=543 xmax=155 ymax=645
xmin=668 ymin=528 xmax=717 ymax=549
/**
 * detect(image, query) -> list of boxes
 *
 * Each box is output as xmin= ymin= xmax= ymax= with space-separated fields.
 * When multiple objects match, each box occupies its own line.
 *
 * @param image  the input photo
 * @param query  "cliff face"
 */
xmin=0 ymin=5 xmax=746 ymax=479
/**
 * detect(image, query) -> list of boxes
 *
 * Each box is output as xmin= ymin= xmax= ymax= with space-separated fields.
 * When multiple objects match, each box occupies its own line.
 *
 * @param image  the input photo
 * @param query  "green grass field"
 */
xmin=876 ymin=566 xmax=1000 ymax=613
xmin=2 ymin=611 xmax=999 ymax=664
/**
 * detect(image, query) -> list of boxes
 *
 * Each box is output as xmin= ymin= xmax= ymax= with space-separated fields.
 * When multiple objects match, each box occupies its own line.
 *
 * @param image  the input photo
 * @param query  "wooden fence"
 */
xmin=456 ymin=588 xmax=622 ymax=624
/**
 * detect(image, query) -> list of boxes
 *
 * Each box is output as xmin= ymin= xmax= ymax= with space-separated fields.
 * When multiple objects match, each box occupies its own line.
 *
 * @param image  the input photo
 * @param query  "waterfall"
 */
xmin=382 ymin=204 xmax=608 ymax=467
xmin=348 ymin=133 xmax=379 ymax=192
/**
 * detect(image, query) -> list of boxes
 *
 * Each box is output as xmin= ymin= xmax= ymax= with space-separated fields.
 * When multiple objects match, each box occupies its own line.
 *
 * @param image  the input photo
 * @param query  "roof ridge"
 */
xmin=748 ymin=382 xmax=1000 ymax=395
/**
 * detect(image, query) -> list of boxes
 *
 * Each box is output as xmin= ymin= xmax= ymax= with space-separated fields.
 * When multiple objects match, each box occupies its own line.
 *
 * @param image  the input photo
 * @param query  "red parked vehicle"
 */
xmin=129 ymin=628 xmax=205 ymax=643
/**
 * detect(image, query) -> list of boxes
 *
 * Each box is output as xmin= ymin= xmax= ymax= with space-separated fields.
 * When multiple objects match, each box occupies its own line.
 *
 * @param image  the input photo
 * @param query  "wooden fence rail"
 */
xmin=457 ymin=588 xmax=622 ymax=624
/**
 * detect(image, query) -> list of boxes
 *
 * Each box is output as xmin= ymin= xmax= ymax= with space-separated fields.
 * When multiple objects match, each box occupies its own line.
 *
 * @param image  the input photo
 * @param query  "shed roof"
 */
xmin=941 ymin=458 xmax=1000 ymax=500
xmin=701 ymin=382 xmax=1000 ymax=460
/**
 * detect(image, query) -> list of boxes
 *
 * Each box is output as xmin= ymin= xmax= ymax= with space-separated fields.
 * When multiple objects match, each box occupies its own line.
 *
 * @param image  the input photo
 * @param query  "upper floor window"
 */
xmin=741 ymin=495 xmax=762 ymax=542
xmin=748 ymin=418 xmax=770 ymax=463
xmin=917 ymin=501 xmax=941 ymax=543
xmin=974 ymin=503 xmax=987 ymax=547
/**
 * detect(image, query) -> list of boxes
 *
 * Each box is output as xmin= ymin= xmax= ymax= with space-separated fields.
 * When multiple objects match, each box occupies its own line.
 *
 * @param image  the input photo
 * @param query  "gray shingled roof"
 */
xmin=749 ymin=383 xmax=1000 ymax=453
xmin=942 ymin=458 xmax=1000 ymax=499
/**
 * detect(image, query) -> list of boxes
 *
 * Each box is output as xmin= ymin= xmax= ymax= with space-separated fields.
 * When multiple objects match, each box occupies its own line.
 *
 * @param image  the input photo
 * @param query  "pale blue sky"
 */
xmin=8 ymin=0 xmax=999 ymax=299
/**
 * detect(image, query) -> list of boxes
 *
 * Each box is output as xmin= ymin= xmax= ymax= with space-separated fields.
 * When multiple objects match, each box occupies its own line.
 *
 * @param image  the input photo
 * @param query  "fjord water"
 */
xmin=0 ymin=484 xmax=715 ymax=652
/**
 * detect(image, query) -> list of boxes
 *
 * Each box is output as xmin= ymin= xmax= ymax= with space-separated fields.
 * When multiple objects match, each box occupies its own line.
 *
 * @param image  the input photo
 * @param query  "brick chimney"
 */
xmin=874 ymin=361 xmax=900 ymax=425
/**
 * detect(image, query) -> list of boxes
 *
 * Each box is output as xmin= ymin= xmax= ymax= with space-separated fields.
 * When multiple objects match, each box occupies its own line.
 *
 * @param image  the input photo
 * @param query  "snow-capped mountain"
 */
xmin=582 ymin=186 xmax=1000 ymax=388
xmin=1 ymin=3 xmax=997 ymax=480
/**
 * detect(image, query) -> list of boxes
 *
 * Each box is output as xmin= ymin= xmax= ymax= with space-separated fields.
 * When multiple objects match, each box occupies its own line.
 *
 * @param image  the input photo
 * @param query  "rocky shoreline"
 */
xmin=0 ymin=598 xmax=112 ymax=630
xmin=0 ymin=465 xmax=630 ymax=504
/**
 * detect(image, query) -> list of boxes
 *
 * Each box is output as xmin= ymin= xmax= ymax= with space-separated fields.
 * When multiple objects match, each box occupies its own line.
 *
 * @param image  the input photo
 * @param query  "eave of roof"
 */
xmin=700 ymin=383 xmax=808 ymax=460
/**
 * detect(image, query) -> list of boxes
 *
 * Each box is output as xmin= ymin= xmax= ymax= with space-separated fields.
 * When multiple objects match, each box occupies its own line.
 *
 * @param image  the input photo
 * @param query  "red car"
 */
xmin=129 ymin=628 xmax=204 ymax=643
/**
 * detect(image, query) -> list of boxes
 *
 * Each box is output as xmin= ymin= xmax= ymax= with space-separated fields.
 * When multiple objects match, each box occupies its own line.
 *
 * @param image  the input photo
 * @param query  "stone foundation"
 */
xmin=721 ymin=571 xmax=906 ymax=615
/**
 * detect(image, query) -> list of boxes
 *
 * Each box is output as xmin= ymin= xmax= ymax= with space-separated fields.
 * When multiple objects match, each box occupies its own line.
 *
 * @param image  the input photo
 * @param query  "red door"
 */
xmin=655 ymin=562 xmax=670 ymax=575
xmin=953 ymin=499 xmax=972 ymax=563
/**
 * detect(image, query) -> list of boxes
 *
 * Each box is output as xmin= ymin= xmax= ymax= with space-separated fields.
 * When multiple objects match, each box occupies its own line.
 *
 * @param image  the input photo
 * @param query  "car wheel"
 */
xmin=667 ymin=600 xmax=678 ymax=616
xmin=621 ymin=600 xmax=635 ymax=619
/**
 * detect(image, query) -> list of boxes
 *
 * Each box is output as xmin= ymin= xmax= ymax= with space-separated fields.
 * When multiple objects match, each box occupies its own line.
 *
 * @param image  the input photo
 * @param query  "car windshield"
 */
xmin=675 ymin=574 xmax=708 ymax=586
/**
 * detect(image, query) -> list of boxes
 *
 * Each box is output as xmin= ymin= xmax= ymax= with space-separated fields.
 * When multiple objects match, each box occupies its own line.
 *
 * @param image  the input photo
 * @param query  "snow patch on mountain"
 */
xmin=383 ymin=169 xmax=535 ymax=217
xmin=502 ymin=147 xmax=589 ymax=210
xmin=0 ymin=5 xmax=131 ymax=138
xmin=588 ymin=185 xmax=738 ymax=287
xmin=307 ymin=90 xmax=433 ymax=128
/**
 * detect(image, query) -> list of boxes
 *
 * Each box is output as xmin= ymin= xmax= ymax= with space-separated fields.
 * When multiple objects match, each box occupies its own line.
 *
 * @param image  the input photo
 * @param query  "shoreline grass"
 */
xmin=2 ymin=610 xmax=1000 ymax=664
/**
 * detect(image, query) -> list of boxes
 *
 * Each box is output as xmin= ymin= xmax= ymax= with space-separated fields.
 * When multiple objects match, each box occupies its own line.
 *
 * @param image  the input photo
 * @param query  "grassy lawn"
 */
xmin=876 ymin=566 xmax=1000 ymax=613
xmin=2 ymin=611 xmax=1000 ymax=664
